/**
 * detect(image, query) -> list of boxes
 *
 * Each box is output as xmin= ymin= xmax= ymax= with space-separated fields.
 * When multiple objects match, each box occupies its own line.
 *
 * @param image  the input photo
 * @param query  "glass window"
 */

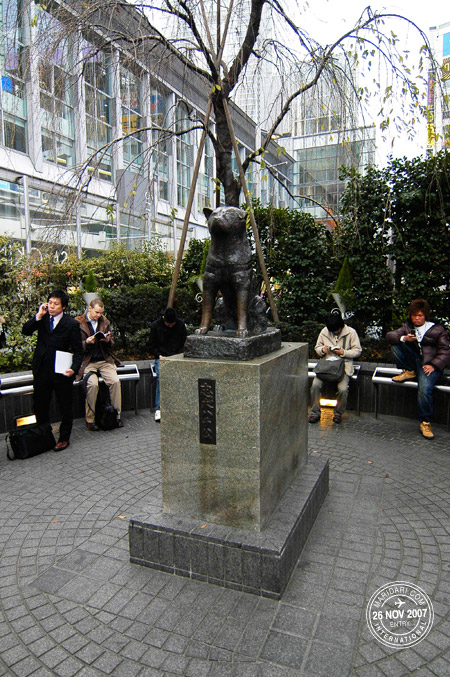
xmin=197 ymin=135 xmax=213 ymax=210
xmin=120 ymin=65 xmax=143 ymax=173
xmin=175 ymin=101 xmax=192 ymax=208
xmin=79 ymin=201 xmax=117 ymax=240
xmin=150 ymin=86 xmax=170 ymax=201
xmin=82 ymin=39 xmax=112 ymax=181
xmin=0 ymin=0 xmax=28 ymax=152
xmin=36 ymin=10 xmax=75 ymax=167
xmin=151 ymin=87 xmax=168 ymax=127
xmin=152 ymin=131 xmax=169 ymax=201
xmin=260 ymin=167 xmax=268 ymax=205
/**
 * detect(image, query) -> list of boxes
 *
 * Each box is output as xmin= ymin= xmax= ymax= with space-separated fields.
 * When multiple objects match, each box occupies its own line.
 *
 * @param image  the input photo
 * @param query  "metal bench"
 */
xmin=372 ymin=366 xmax=450 ymax=431
xmin=0 ymin=363 xmax=141 ymax=414
xmin=308 ymin=361 xmax=361 ymax=415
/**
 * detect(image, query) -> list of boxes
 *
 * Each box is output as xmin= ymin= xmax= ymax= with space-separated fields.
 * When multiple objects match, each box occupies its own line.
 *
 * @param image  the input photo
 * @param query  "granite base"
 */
xmin=160 ymin=344 xmax=308 ymax=531
xmin=129 ymin=457 xmax=329 ymax=599
xmin=183 ymin=327 xmax=281 ymax=360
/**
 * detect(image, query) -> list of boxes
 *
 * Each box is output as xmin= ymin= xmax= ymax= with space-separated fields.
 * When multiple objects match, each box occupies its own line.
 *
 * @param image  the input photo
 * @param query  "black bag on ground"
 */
xmin=83 ymin=371 xmax=119 ymax=430
xmin=314 ymin=356 xmax=345 ymax=382
xmin=94 ymin=380 xmax=119 ymax=430
xmin=6 ymin=423 xmax=56 ymax=460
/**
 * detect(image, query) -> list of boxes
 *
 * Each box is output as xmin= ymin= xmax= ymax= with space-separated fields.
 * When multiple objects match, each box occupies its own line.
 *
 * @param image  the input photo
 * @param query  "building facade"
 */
xmin=428 ymin=21 xmax=450 ymax=152
xmin=234 ymin=53 xmax=376 ymax=225
xmin=0 ymin=0 xmax=294 ymax=260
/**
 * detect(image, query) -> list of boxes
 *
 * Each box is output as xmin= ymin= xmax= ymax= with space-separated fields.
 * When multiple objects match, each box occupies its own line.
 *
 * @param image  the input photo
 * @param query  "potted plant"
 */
xmin=330 ymin=257 xmax=354 ymax=318
xmin=82 ymin=269 xmax=99 ymax=306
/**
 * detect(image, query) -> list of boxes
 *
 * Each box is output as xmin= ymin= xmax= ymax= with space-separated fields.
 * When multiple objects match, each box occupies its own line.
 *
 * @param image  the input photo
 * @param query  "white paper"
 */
xmin=55 ymin=350 xmax=73 ymax=374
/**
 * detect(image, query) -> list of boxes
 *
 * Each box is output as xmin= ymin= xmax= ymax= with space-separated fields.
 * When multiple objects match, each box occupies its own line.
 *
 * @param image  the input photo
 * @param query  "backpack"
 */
xmin=83 ymin=372 xmax=119 ymax=430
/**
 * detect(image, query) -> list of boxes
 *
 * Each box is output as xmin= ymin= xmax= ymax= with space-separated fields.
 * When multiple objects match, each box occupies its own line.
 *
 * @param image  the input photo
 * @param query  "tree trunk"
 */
xmin=212 ymin=94 xmax=241 ymax=206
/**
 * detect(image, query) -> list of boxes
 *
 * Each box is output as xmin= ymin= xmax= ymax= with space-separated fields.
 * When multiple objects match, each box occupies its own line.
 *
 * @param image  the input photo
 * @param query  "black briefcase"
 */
xmin=6 ymin=423 xmax=56 ymax=460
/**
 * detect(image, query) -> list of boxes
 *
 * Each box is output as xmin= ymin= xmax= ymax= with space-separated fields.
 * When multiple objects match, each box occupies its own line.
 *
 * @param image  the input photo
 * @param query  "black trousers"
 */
xmin=33 ymin=369 xmax=75 ymax=442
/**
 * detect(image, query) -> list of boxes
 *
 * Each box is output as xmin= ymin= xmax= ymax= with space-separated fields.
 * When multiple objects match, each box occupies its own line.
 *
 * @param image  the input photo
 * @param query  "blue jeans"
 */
xmin=391 ymin=343 xmax=442 ymax=422
xmin=154 ymin=359 xmax=160 ymax=410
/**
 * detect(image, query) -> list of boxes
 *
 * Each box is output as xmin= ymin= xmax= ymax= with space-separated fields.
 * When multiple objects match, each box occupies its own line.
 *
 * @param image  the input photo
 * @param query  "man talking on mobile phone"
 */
xmin=75 ymin=298 xmax=123 ymax=430
xmin=22 ymin=290 xmax=83 ymax=451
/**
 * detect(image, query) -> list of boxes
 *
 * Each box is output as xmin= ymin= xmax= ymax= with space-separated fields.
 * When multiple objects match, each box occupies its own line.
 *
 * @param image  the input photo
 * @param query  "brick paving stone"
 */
xmin=1 ymin=643 xmax=30 ymax=667
xmin=303 ymin=640 xmax=354 ymax=676
xmin=92 ymin=650 xmax=123 ymax=674
xmin=75 ymin=642 xmax=105 ymax=665
xmin=140 ymin=645 xmax=166 ymax=669
xmin=260 ymin=629 xmax=308 ymax=668
xmin=1 ymin=412 xmax=450 ymax=676
xmin=52 ymin=656 xmax=84 ymax=677
xmin=185 ymin=640 xmax=210 ymax=659
xmin=272 ymin=604 xmax=317 ymax=637
xmin=184 ymin=657 xmax=211 ymax=677
xmin=163 ymin=633 xmax=190 ymax=655
xmin=8 ymin=655 xmax=42 ymax=677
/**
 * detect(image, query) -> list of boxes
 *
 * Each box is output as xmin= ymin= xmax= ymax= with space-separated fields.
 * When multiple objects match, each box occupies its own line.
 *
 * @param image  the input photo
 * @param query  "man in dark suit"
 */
xmin=22 ymin=290 xmax=83 ymax=451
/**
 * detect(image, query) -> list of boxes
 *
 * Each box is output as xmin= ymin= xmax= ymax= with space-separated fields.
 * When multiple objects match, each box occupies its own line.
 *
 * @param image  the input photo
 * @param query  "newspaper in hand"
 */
xmin=55 ymin=350 xmax=73 ymax=374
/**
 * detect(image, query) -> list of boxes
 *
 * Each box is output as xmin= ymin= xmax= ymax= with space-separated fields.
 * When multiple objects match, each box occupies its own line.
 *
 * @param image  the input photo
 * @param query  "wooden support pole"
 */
xmin=221 ymin=98 xmax=279 ymax=323
xmin=168 ymin=0 xmax=279 ymax=324
xmin=168 ymin=99 xmax=212 ymax=309
xmin=168 ymin=0 xmax=234 ymax=308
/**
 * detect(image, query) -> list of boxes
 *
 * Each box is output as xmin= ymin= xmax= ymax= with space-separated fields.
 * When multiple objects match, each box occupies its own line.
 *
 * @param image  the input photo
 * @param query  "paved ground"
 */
xmin=0 ymin=408 xmax=449 ymax=676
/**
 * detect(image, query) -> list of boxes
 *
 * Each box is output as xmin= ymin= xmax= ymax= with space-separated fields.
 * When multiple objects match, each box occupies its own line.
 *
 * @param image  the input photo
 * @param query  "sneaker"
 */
xmin=308 ymin=413 xmax=320 ymax=423
xmin=392 ymin=370 xmax=416 ymax=382
xmin=154 ymin=409 xmax=161 ymax=422
xmin=333 ymin=412 xmax=342 ymax=424
xmin=420 ymin=421 xmax=434 ymax=439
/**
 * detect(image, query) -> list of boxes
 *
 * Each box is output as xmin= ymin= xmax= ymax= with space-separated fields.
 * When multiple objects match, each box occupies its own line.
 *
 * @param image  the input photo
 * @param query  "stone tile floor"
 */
xmin=0 ymin=408 xmax=449 ymax=676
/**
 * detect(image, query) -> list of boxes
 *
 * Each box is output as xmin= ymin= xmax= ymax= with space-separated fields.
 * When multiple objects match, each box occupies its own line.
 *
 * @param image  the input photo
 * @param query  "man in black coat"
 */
xmin=22 ymin=290 xmax=83 ymax=451
xmin=149 ymin=307 xmax=187 ymax=422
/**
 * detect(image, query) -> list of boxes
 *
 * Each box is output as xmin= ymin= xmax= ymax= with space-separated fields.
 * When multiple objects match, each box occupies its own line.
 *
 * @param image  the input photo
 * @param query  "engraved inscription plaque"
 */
xmin=198 ymin=378 xmax=216 ymax=444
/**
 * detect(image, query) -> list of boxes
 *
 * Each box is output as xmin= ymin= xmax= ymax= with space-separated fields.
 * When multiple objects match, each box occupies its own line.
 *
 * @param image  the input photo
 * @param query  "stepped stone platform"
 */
xmin=129 ymin=456 xmax=329 ymax=599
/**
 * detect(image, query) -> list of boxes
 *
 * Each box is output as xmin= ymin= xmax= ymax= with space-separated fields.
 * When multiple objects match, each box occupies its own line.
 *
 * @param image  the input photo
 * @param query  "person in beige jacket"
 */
xmin=309 ymin=310 xmax=362 ymax=424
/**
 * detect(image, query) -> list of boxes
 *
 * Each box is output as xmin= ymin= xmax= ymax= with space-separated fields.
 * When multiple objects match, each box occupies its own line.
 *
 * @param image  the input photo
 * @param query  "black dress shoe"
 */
xmin=333 ymin=413 xmax=342 ymax=424
xmin=116 ymin=419 xmax=124 ymax=428
xmin=86 ymin=422 xmax=99 ymax=431
xmin=308 ymin=414 xmax=320 ymax=423
xmin=54 ymin=441 xmax=70 ymax=452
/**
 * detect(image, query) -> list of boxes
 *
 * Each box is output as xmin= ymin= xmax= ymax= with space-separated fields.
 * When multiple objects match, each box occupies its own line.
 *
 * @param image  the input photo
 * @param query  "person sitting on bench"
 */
xmin=76 ymin=298 xmax=123 ymax=431
xmin=386 ymin=299 xmax=450 ymax=440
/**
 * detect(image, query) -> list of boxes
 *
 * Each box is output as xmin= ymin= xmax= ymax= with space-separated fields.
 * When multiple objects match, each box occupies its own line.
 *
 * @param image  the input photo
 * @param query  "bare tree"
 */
xmin=88 ymin=0 xmax=431 ymax=206
xmin=5 ymin=0 xmax=435 ymax=213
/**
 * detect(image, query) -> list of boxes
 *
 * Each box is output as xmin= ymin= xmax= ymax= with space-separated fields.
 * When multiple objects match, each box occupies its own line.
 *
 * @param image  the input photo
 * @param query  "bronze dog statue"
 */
xmin=196 ymin=206 xmax=253 ymax=337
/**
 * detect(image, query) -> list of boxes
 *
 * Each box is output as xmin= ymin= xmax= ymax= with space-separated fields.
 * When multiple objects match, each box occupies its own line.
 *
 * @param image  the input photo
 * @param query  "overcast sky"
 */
xmin=298 ymin=1 xmax=449 ymax=162
xmin=300 ymin=1 xmax=447 ymax=40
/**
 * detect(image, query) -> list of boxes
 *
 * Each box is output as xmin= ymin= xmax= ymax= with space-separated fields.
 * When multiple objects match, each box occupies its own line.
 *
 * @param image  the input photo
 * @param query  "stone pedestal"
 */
xmin=160 ymin=343 xmax=308 ymax=531
xmin=129 ymin=457 xmax=328 ymax=599
xmin=129 ymin=341 xmax=329 ymax=598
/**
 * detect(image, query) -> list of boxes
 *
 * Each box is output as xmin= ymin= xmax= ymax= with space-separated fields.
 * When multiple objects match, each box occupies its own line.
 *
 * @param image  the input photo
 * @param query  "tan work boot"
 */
xmin=392 ymin=370 xmax=416 ymax=382
xmin=420 ymin=421 xmax=434 ymax=439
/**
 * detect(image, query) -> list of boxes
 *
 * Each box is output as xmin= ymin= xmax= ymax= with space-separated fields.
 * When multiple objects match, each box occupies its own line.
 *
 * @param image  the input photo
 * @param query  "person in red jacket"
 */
xmin=386 ymin=299 xmax=450 ymax=439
